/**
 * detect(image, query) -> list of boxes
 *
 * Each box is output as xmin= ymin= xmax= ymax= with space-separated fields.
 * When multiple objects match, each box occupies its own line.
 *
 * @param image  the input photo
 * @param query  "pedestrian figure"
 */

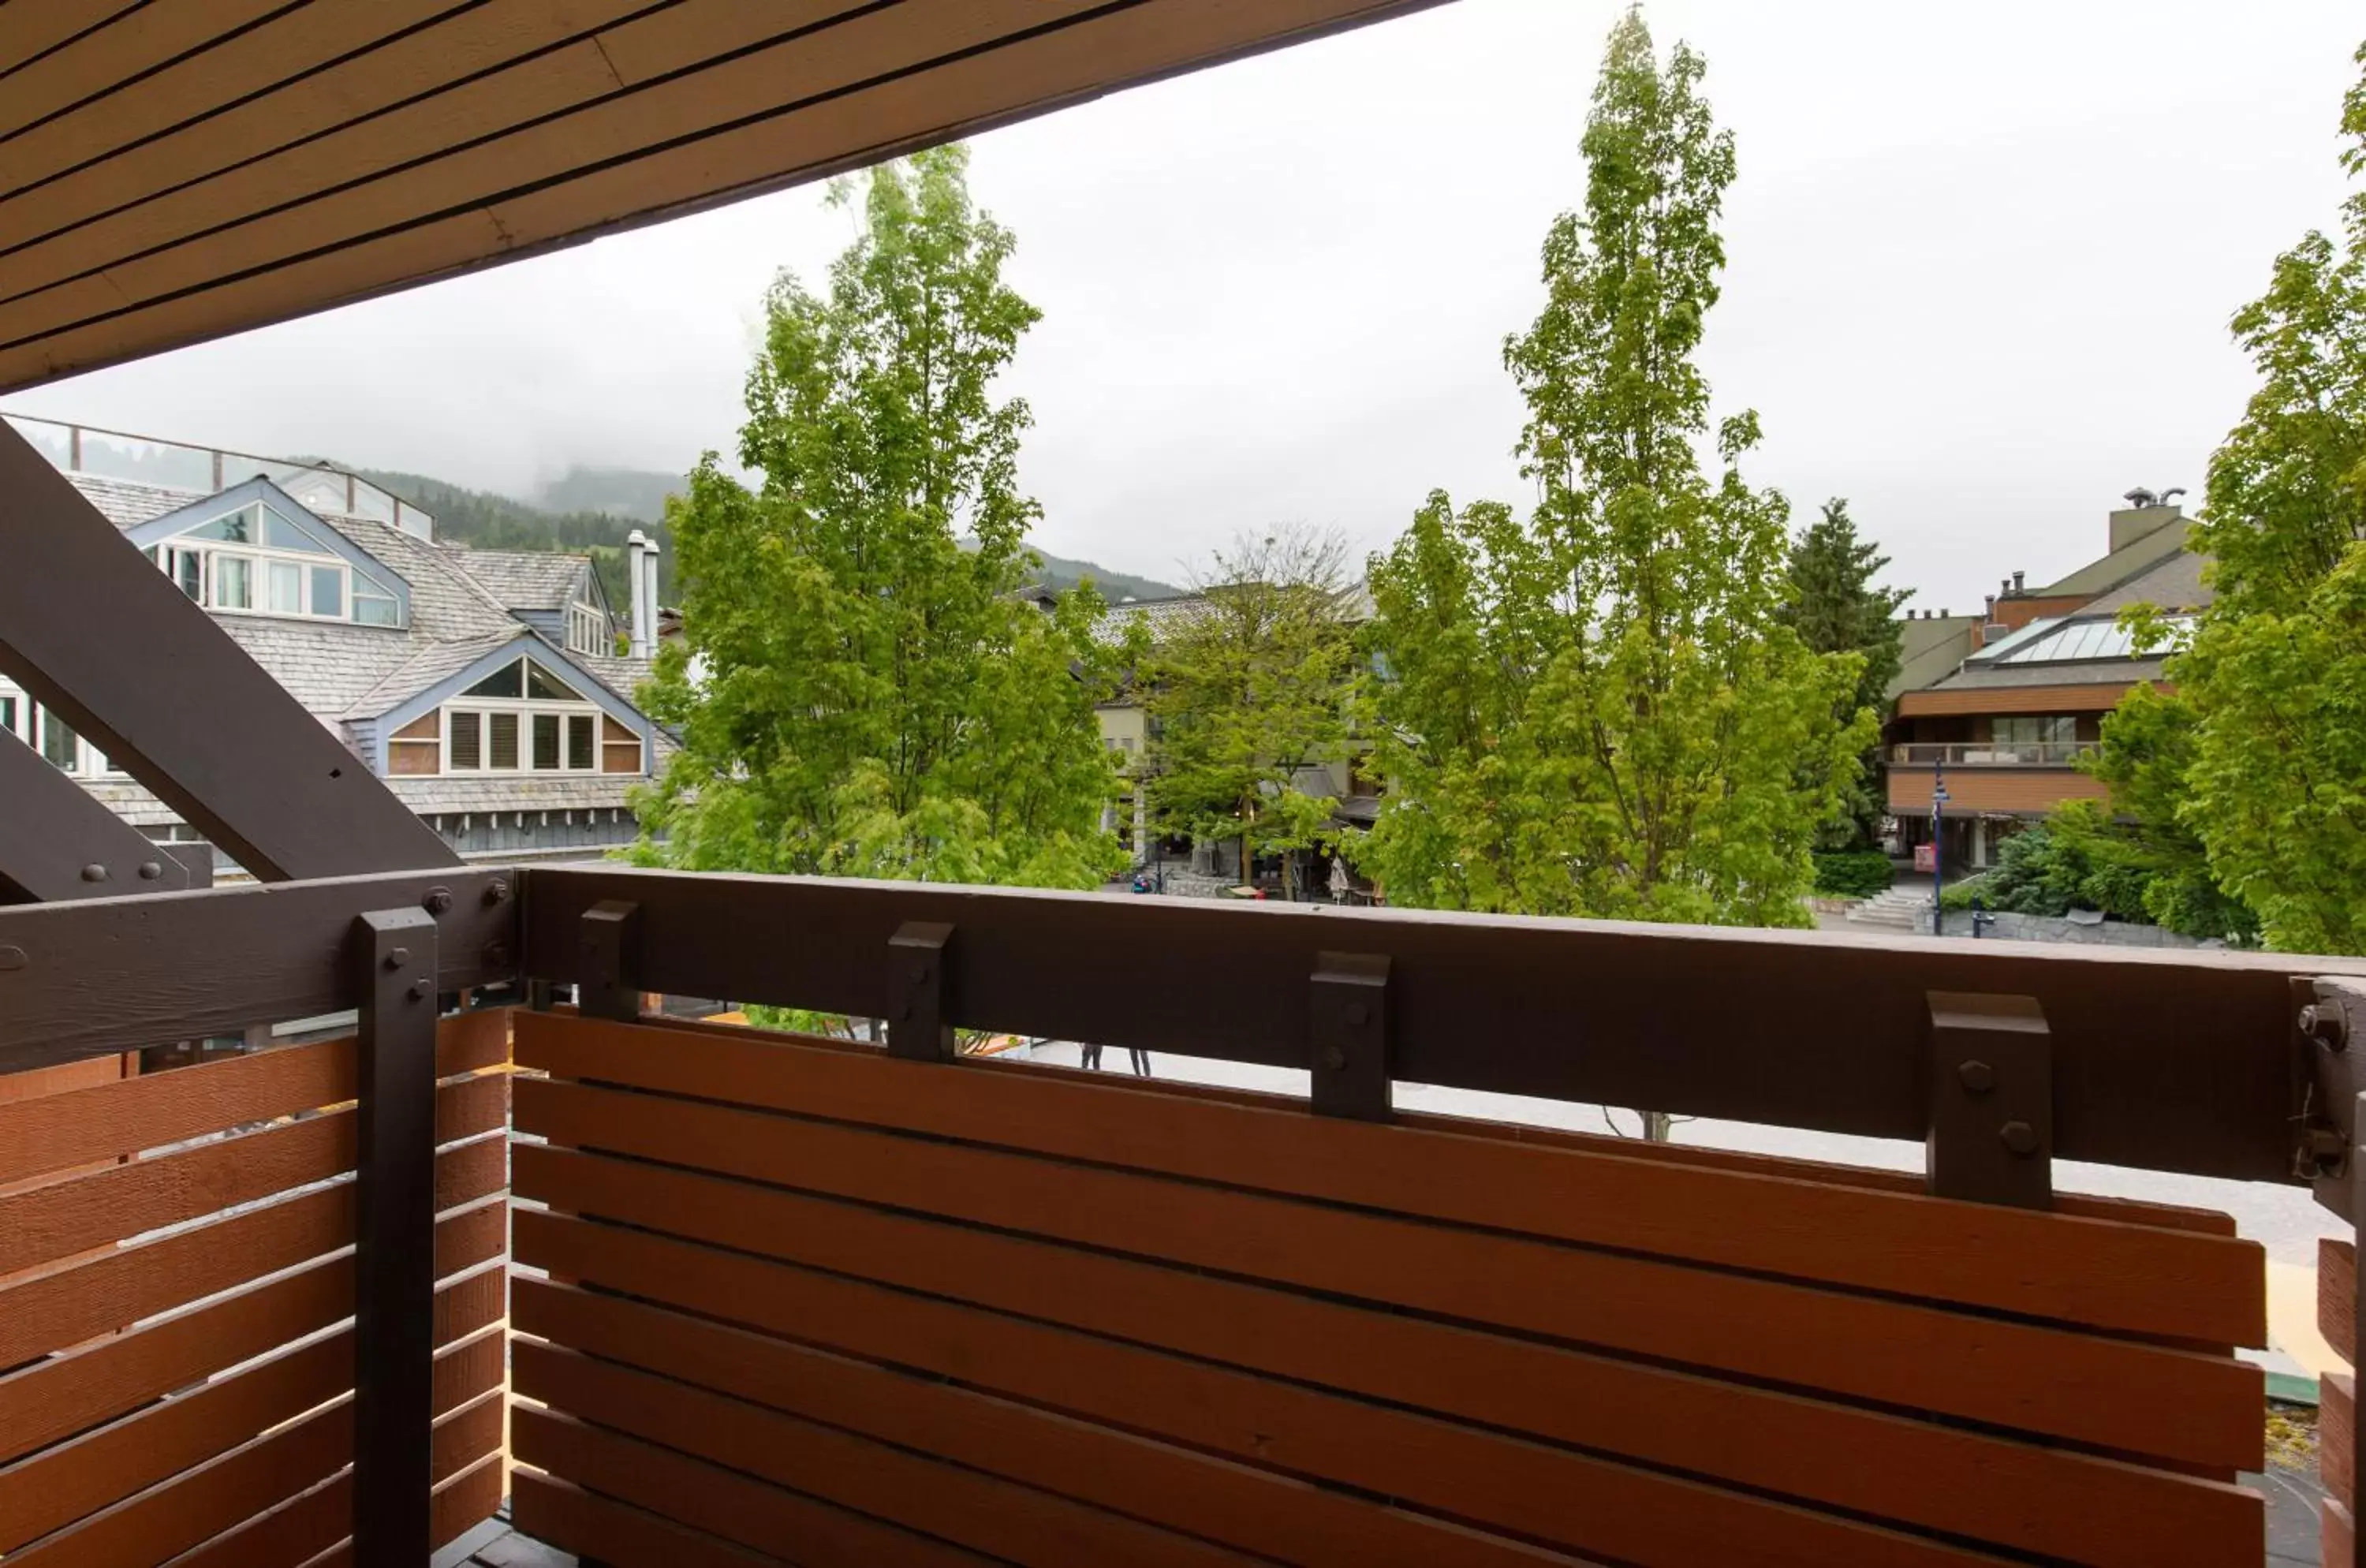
xmin=1127 ymin=1047 xmax=1151 ymax=1077
xmin=1080 ymin=1042 xmax=1103 ymax=1070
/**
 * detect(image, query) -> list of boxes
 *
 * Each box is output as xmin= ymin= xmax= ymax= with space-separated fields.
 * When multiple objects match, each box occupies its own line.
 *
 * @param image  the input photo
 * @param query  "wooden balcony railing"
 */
xmin=3 ymin=864 xmax=2366 ymax=1566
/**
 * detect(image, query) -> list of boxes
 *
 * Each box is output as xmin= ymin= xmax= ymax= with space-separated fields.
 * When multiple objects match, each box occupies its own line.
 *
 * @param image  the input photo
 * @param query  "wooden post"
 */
xmin=353 ymin=908 xmax=438 ymax=1568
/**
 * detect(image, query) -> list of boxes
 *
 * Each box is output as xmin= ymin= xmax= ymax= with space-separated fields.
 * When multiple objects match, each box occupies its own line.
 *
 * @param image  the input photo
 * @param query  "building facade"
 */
xmin=1883 ymin=493 xmax=2203 ymax=868
xmin=0 ymin=416 xmax=668 ymax=870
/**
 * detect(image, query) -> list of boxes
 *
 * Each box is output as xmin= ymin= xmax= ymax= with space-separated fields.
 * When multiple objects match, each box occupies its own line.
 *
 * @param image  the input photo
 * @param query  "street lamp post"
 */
xmin=1930 ymin=758 xmax=1949 ymax=935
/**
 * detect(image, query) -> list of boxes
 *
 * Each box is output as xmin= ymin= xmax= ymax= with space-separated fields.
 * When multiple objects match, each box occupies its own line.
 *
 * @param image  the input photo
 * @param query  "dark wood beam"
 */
xmin=0 ymin=421 xmax=460 ymax=879
xmin=517 ymin=864 xmax=2366 ymax=1185
xmin=0 ymin=727 xmax=192 ymax=902
xmin=0 ymin=867 xmax=516 ymax=1073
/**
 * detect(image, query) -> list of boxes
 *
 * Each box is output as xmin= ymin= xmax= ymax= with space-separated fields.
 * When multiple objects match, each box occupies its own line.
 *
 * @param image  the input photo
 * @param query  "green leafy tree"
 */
xmin=2114 ymin=45 xmax=2366 ymax=953
xmin=633 ymin=147 xmax=1125 ymax=893
xmin=1143 ymin=527 xmax=1359 ymax=899
xmin=1783 ymin=498 xmax=1909 ymax=849
xmin=1357 ymin=11 xmax=1870 ymax=928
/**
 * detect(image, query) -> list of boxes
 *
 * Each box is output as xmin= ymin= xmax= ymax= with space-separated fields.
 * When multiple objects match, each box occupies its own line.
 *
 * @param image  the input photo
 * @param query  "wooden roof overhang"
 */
xmin=0 ymin=0 xmax=1448 ymax=393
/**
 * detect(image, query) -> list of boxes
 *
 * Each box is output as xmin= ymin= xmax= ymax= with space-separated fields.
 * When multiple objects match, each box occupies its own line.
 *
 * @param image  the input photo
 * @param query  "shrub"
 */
xmin=1812 ymin=850 xmax=1894 ymax=899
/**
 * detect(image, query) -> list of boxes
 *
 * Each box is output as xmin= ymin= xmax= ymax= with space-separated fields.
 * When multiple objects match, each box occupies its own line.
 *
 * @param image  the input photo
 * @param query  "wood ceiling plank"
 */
xmin=0 ymin=0 xmax=1439 ymax=389
xmin=0 ymin=0 xmax=480 ymax=203
xmin=0 ymin=0 xmax=1069 ymax=327
xmin=0 ymin=0 xmax=300 ymax=141
xmin=0 ymin=0 xmax=894 ymax=307
xmin=0 ymin=0 xmax=147 ymax=80
xmin=0 ymin=0 xmax=666 ymax=248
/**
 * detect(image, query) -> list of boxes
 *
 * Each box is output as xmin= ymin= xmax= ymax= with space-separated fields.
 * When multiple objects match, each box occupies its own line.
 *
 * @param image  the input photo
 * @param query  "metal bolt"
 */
xmin=2303 ymin=1001 xmax=2349 ymax=1051
xmin=0 ymin=945 xmax=24 ymax=973
xmin=1957 ymin=1059 xmax=1995 ymax=1094
xmin=136 ymin=861 xmax=162 ymax=881
xmin=1999 ymin=1120 xmax=2039 ymax=1157
xmin=485 ymin=879 xmax=512 ymax=905
xmin=410 ymin=978 xmax=432 ymax=1000
xmin=423 ymin=887 xmax=453 ymax=915
xmin=1323 ymin=1045 xmax=1347 ymax=1071
xmin=384 ymin=946 xmax=410 ymax=970
xmin=1345 ymin=1001 xmax=1371 ymax=1028
xmin=79 ymin=863 xmax=107 ymax=883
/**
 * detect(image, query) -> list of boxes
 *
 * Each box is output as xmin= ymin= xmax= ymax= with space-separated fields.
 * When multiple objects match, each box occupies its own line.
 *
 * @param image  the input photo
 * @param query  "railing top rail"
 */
xmin=0 ymin=866 xmax=515 ymax=1071
xmin=518 ymin=864 xmax=2366 ymax=1185
xmin=4 ymin=861 xmax=2356 ymax=1185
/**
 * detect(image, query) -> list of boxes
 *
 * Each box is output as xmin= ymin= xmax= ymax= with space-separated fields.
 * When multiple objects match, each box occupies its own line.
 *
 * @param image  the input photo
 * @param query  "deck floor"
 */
xmin=433 ymin=1517 xmax=576 ymax=1567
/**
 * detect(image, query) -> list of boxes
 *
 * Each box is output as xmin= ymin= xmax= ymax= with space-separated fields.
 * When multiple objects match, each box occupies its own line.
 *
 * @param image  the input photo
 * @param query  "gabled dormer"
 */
xmin=123 ymin=477 xmax=411 ymax=629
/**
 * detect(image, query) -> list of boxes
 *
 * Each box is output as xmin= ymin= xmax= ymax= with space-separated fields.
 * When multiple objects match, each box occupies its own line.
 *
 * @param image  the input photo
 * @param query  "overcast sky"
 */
xmin=9 ymin=0 xmax=2361 ymax=610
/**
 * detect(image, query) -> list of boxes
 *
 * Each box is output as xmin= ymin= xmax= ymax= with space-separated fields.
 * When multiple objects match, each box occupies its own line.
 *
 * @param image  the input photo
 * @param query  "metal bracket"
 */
xmin=1311 ymin=951 xmax=1390 ymax=1122
xmin=2308 ymin=979 xmax=2366 ymax=1219
xmin=577 ymin=899 xmax=641 ymax=1022
xmin=886 ymin=920 xmax=955 ymax=1062
xmin=1926 ymin=991 xmax=2051 ymax=1210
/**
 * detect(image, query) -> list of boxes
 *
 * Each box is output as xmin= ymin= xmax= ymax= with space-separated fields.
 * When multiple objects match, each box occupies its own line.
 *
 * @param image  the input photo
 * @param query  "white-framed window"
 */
xmin=0 ymin=679 xmax=121 ymax=778
xmin=151 ymin=502 xmax=402 ymax=627
xmin=439 ymin=656 xmax=606 ymax=775
xmin=565 ymin=601 xmax=609 ymax=657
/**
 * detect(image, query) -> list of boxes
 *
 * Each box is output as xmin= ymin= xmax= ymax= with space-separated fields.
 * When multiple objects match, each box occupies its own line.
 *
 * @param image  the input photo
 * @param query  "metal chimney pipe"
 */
xmin=626 ymin=530 xmax=653 ymax=659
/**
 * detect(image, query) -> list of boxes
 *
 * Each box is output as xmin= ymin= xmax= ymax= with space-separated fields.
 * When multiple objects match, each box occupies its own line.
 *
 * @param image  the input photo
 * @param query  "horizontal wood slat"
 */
xmin=513 ymin=1470 xmax=781 ymax=1568
xmin=0 ymin=0 xmax=147 ymax=79
xmin=0 ymin=1245 xmax=504 ymax=1474
xmin=514 ymin=1209 xmax=2014 ymax=1568
xmin=177 ymin=1472 xmax=352 ymax=1568
xmin=516 ymin=1010 xmax=2261 ymax=1346
xmin=508 ymin=1275 xmax=1574 ymax=1567
xmin=509 ymin=1006 xmax=2266 ymax=1567
xmin=513 ymin=1282 xmax=1593 ymax=1568
xmin=0 ymin=0 xmax=1084 ymax=330
xmin=0 ymin=0 xmax=479 ymax=200
xmin=0 ymin=1081 xmax=506 ymax=1279
xmin=513 ymin=1152 xmax=2255 ymax=1562
xmin=513 ymin=1403 xmax=1007 ymax=1567
xmin=152 ymin=1402 xmax=503 ymax=1568
xmin=2327 ymin=1238 xmax=2357 ymax=1364
xmin=643 ymin=1005 xmax=2241 ymax=1236
xmin=0 ymin=0 xmax=661 ymax=237
xmin=0 ymin=1133 xmax=506 ymax=1371
xmin=0 ymin=0 xmax=1442 ymax=389
xmin=508 ymin=1122 xmax=2255 ymax=1566
xmin=517 ymin=1340 xmax=1267 ymax=1568
xmin=6 ymin=1394 xmax=351 ymax=1566
xmin=0 ymin=0 xmax=297 ymax=141
xmin=0 ymin=1329 xmax=348 ymax=1554
xmin=6 ymin=1326 xmax=502 ymax=1566
xmin=0 ymin=1008 xmax=508 ymax=1188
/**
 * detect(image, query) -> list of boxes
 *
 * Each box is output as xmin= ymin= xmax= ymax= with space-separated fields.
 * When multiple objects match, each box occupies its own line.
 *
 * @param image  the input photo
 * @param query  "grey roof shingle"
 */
xmin=69 ymin=476 xmax=199 ymax=528
xmin=446 ymin=548 xmax=587 ymax=610
xmin=572 ymin=651 xmax=658 ymax=706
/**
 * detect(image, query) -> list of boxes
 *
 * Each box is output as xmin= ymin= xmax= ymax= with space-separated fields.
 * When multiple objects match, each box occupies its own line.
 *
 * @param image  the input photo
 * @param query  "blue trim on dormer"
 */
xmin=124 ymin=476 xmax=412 ymax=628
xmin=363 ymin=632 xmax=657 ymax=776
